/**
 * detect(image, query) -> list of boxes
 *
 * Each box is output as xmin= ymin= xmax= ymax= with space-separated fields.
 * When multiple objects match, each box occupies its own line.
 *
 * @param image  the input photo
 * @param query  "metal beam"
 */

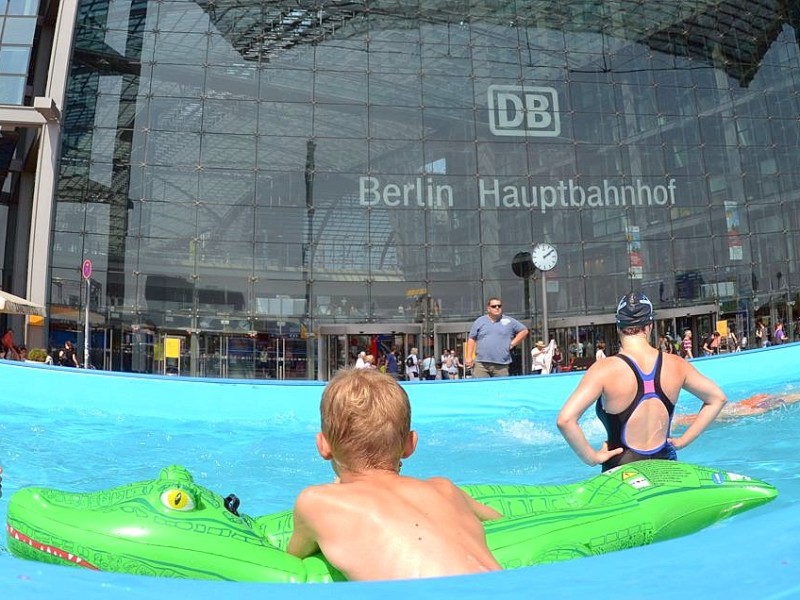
xmin=0 ymin=106 xmax=48 ymax=127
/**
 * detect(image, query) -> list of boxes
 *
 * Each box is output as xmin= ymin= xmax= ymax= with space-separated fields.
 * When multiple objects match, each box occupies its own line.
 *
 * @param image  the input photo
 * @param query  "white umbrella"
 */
xmin=0 ymin=289 xmax=45 ymax=316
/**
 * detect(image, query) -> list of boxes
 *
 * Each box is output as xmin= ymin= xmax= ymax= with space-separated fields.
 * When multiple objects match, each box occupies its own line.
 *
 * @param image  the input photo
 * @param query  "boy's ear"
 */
xmin=401 ymin=430 xmax=418 ymax=459
xmin=316 ymin=432 xmax=333 ymax=460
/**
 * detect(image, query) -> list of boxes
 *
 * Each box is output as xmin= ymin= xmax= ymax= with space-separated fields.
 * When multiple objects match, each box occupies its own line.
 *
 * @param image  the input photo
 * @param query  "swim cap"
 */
xmin=616 ymin=292 xmax=654 ymax=328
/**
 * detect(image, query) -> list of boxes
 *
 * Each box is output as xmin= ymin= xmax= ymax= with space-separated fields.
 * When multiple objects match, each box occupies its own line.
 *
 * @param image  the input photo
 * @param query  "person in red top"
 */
xmin=2 ymin=328 xmax=19 ymax=360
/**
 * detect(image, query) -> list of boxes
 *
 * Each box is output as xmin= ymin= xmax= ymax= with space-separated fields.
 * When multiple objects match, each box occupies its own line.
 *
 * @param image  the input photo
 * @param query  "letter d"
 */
xmin=498 ymin=93 xmax=525 ymax=128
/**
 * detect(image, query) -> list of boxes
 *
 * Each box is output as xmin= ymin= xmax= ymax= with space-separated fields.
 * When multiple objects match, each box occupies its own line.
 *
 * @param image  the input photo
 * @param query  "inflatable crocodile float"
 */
xmin=6 ymin=461 xmax=777 ymax=582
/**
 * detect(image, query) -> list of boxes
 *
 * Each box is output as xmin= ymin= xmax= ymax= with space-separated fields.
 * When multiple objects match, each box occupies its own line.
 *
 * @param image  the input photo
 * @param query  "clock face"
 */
xmin=532 ymin=243 xmax=558 ymax=271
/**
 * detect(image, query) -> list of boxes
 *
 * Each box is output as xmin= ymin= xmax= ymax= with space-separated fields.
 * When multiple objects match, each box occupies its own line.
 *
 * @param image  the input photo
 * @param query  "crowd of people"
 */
xmin=350 ymin=346 xmax=468 ymax=381
xmin=347 ymin=297 xmax=793 ymax=383
xmin=0 ymin=332 xmax=79 ymax=367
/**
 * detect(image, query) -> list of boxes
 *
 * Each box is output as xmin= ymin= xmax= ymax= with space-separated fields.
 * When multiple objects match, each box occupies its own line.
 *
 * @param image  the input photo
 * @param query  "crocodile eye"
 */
xmin=161 ymin=489 xmax=195 ymax=511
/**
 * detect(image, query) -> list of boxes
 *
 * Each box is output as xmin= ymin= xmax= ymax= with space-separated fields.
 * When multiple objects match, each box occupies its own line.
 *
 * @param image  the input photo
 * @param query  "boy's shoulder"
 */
xmin=409 ymin=475 xmax=461 ymax=497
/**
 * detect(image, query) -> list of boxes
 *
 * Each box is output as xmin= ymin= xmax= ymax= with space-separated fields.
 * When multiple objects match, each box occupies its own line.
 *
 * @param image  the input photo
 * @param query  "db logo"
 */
xmin=488 ymin=85 xmax=560 ymax=137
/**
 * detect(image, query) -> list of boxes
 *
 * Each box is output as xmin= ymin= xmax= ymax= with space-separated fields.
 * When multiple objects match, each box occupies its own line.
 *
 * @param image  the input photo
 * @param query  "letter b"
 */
xmin=526 ymin=94 xmax=552 ymax=129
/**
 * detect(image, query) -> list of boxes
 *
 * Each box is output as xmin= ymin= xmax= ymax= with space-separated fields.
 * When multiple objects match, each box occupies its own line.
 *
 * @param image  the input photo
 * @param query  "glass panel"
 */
xmin=259 ymin=102 xmax=312 ymax=137
xmin=313 ymin=103 xmax=367 ymax=139
xmin=2 ymin=16 xmax=35 ymax=43
xmin=0 ymin=46 xmax=30 ymax=74
xmin=198 ymin=169 xmax=254 ymax=205
xmin=140 ymin=202 xmax=197 ymax=239
xmin=152 ymin=32 xmax=207 ymax=64
xmin=199 ymin=133 xmax=256 ymax=169
xmin=202 ymin=99 xmax=257 ymax=134
xmin=145 ymin=131 xmax=201 ymax=166
xmin=0 ymin=74 xmax=24 ymax=103
xmin=257 ymin=136 xmax=312 ymax=171
xmin=8 ymin=0 xmax=38 ymax=16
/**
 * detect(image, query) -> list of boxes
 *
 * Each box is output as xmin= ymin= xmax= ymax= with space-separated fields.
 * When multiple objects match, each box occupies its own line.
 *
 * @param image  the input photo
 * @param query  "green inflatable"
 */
xmin=6 ymin=461 xmax=777 ymax=582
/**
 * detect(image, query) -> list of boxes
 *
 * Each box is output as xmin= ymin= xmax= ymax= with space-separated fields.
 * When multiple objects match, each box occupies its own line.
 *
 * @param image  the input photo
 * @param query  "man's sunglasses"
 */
xmin=489 ymin=304 xmax=502 ymax=308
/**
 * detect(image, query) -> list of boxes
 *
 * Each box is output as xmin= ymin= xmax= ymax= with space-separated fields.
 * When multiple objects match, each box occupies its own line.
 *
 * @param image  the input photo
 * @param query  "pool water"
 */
xmin=1 ymin=345 xmax=799 ymax=599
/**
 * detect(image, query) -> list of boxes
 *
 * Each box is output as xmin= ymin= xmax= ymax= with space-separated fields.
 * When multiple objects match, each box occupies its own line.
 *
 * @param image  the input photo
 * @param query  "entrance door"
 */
xmin=193 ymin=333 xmax=257 ymax=379
xmin=434 ymin=322 xmax=472 ymax=377
xmin=318 ymin=324 xmax=423 ymax=380
xmin=226 ymin=335 xmax=257 ymax=379
xmin=260 ymin=336 xmax=307 ymax=380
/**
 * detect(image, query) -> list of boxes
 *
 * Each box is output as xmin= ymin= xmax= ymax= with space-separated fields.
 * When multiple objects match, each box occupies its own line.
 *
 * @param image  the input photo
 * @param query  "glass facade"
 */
xmin=0 ymin=0 xmax=38 ymax=104
xmin=49 ymin=0 xmax=800 ymax=378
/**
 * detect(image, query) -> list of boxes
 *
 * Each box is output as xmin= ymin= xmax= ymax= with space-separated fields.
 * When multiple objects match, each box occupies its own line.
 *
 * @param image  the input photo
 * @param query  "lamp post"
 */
xmin=512 ymin=252 xmax=534 ymax=375
xmin=512 ymin=251 xmax=534 ymax=322
xmin=531 ymin=243 xmax=558 ymax=343
xmin=304 ymin=139 xmax=316 ymax=379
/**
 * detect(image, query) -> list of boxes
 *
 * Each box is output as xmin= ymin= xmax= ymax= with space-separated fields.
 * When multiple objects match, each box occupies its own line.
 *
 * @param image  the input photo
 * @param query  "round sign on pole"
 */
xmin=82 ymin=259 xmax=92 ymax=280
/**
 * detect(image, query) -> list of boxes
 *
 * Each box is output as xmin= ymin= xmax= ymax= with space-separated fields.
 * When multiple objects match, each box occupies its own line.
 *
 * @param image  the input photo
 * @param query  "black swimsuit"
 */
xmin=595 ymin=352 xmax=677 ymax=472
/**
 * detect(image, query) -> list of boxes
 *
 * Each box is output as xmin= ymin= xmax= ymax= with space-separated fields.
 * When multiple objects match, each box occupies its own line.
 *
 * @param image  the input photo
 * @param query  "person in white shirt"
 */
xmin=531 ymin=339 xmax=557 ymax=374
xmin=420 ymin=353 xmax=437 ymax=380
xmin=405 ymin=348 xmax=419 ymax=380
xmin=440 ymin=350 xmax=452 ymax=380
xmin=354 ymin=351 xmax=367 ymax=369
xmin=595 ymin=341 xmax=607 ymax=360
xmin=531 ymin=341 xmax=547 ymax=375
xmin=447 ymin=349 xmax=462 ymax=380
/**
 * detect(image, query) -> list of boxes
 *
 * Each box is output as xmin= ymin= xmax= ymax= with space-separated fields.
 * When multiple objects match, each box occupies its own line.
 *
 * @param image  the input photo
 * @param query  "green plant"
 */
xmin=27 ymin=348 xmax=49 ymax=362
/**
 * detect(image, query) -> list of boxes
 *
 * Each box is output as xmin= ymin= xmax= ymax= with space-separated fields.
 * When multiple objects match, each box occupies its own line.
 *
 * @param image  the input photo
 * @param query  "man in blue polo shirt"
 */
xmin=465 ymin=297 xmax=529 ymax=378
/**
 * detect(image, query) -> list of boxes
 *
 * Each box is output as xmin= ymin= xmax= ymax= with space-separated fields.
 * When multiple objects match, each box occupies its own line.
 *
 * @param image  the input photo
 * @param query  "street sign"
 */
xmin=82 ymin=259 xmax=92 ymax=280
xmin=81 ymin=259 xmax=93 ymax=368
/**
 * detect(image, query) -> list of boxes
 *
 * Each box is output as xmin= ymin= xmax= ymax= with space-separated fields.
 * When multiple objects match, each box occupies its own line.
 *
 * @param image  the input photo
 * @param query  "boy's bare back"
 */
xmin=286 ymin=367 xmax=502 ymax=581
xmin=289 ymin=471 xmax=501 ymax=581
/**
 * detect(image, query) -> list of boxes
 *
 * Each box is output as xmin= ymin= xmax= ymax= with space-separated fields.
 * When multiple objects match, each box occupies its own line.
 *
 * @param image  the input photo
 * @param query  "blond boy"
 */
xmin=287 ymin=368 xmax=502 ymax=581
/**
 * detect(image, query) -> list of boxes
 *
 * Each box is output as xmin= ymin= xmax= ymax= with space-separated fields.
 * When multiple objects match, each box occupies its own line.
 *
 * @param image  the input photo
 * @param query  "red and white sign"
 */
xmin=81 ymin=259 xmax=92 ymax=280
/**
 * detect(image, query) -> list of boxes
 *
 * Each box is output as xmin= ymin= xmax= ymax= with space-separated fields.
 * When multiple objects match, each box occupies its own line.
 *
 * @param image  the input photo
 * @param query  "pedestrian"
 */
xmin=727 ymin=329 xmax=740 ymax=353
xmin=595 ymin=341 xmax=607 ymax=360
xmin=551 ymin=344 xmax=563 ymax=373
xmin=440 ymin=349 xmax=451 ymax=380
xmin=702 ymin=331 xmax=721 ymax=356
xmin=680 ymin=330 xmax=693 ymax=359
xmin=355 ymin=351 xmax=367 ymax=369
xmin=385 ymin=347 xmax=399 ymax=379
xmin=568 ymin=337 xmax=583 ymax=360
xmin=755 ymin=319 xmax=768 ymax=348
xmin=1 ymin=328 xmax=19 ymax=360
xmin=420 ymin=353 xmax=437 ymax=381
xmin=58 ymin=339 xmax=80 ymax=367
xmin=774 ymin=321 xmax=787 ymax=344
xmin=447 ymin=349 xmax=462 ymax=379
xmin=531 ymin=340 xmax=547 ymax=375
xmin=405 ymin=347 xmax=419 ymax=381
xmin=464 ymin=297 xmax=528 ymax=378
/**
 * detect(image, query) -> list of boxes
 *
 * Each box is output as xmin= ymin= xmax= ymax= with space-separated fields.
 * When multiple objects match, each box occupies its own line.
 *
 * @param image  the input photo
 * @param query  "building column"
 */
xmin=25 ymin=0 xmax=81 ymax=347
